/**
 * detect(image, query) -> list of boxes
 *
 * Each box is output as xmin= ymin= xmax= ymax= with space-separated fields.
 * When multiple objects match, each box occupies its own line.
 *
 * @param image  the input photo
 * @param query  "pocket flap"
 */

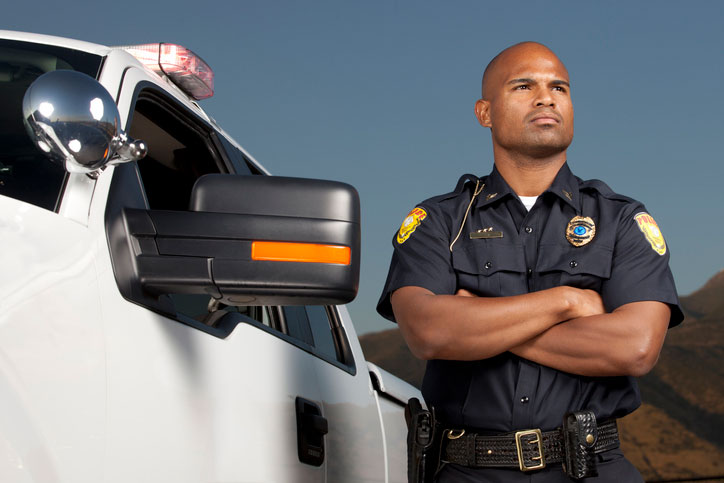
xmin=536 ymin=244 xmax=613 ymax=278
xmin=452 ymin=242 xmax=526 ymax=275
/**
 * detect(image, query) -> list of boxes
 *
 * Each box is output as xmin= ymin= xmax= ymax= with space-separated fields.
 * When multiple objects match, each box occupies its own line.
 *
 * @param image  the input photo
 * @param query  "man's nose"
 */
xmin=534 ymin=88 xmax=555 ymax=107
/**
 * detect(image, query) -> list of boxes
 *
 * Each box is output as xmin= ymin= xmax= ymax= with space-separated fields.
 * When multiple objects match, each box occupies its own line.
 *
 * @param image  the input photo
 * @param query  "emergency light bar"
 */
xmin=117 ymin=43 xmax=214 ymax=100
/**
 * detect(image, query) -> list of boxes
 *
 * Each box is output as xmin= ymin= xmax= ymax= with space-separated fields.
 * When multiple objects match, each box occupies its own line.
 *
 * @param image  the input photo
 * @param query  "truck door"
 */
xmin=98 ymin=67 xmax=327 ymax=482
xmin=275 ymin=305 xmax=388 ymax=482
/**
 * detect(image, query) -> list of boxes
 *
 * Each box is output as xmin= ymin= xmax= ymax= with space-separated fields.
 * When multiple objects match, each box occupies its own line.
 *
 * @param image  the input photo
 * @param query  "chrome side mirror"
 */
xmin=22 ymin=70 xmax=147 ymax=175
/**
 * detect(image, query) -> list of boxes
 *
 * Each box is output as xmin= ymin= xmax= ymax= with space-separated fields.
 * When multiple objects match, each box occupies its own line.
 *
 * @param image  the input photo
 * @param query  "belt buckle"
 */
xmin=514 ymin=429 xmax=545 ymax=472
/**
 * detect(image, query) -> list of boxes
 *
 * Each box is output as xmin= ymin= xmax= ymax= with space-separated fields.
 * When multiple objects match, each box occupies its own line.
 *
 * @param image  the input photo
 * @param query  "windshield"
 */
xmin=0 ymin=39 xmax=103 ymax=211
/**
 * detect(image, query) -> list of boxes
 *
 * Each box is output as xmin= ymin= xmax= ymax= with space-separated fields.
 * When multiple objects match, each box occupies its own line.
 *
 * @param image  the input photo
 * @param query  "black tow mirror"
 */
xmin=121 ymin=174 xmax=360 ymax=305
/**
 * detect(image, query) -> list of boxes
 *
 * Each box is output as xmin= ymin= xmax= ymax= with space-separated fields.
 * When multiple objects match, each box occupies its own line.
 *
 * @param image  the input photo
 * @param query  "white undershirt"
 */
xmin=519 ymin=195 xmax=538 ymax=211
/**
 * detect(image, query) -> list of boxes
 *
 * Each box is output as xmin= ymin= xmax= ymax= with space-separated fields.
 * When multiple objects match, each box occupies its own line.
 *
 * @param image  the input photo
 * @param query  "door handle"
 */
xmin=296 ymin=397 xmax=328 ymax=466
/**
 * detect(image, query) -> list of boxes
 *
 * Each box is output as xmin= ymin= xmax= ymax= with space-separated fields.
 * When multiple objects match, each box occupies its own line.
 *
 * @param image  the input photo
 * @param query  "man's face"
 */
xmin=476 ymin=44 xmax=574 ymax=159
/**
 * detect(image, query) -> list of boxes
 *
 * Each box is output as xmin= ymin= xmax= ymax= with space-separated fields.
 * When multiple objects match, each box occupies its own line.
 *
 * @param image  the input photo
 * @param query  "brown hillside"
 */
xmin=619 ymin=403 xmax=724 ymax=481
xmin=650 ymin=270 xmax=724 ymax=416
xmin=680 ymin=269 xmax=724 ymax=318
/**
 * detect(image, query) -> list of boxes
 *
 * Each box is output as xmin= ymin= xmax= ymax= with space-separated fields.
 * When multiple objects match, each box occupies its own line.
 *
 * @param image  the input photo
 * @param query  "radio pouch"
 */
xmin=562 ymin=410 xmax=599 ymax=480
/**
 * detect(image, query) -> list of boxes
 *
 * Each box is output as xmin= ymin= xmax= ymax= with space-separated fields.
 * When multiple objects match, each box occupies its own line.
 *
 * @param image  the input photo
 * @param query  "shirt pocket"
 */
xmin=536 ymin=244 xmax=613 ymax=292
xmin=452 ymin=242 xmax=527 ymax=296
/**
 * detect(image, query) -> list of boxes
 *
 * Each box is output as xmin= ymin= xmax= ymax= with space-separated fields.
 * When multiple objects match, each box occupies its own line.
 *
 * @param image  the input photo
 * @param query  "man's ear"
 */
xmin=474 ymin=99 xmax=492 ymax=127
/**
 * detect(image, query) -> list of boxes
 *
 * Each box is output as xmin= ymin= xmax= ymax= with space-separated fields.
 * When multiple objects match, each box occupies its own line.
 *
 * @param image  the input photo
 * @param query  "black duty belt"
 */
xmin=442 ymin=420 xmax=619 ymax=472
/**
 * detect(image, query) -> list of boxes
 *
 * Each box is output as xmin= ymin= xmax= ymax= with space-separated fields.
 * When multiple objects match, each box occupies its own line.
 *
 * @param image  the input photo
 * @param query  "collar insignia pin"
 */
xmin=566 ymin=216 xmax=596 ymax=247
xmin=562 ymin=189 xmax=573 ymax=201
xmin=486 ymin=192 xmax=498 ymax=201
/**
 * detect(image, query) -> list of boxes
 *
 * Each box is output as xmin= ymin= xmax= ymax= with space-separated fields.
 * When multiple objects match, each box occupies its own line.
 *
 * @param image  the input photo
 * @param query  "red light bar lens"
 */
xmin=158 ymin=44 xmax=214 ymax=100
xmin=118 ymin=43 xmax=214 ymax=100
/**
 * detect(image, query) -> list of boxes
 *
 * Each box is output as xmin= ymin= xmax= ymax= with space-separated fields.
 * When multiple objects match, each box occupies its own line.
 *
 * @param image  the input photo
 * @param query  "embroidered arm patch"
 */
xmin=634 ymin=212 xmax=666 ymax=255
xmin=397 ymin=207 xmax=427 ymax=244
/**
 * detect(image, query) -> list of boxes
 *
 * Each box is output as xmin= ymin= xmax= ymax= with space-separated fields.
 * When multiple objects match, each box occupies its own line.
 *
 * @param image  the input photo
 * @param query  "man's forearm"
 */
xmin=390 ymin=285 xmax=604 ymax=361
xmin=510 ymin=301 xmax=670 ymax=377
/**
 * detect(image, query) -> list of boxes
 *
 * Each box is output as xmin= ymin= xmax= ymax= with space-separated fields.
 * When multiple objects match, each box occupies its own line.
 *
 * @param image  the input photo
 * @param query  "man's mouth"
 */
xmin=528 ymin=111 xmax=561 ymax=125
xmin=531 ymin=117 xmax=559 ymax=124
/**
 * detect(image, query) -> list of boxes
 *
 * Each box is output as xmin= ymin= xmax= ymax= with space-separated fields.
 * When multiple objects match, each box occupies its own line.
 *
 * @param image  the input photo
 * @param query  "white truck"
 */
xmin=0 ymin=30 xmax=419 ymax=482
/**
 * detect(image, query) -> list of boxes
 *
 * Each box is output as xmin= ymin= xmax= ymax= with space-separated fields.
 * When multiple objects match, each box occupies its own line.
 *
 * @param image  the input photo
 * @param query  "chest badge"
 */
xmin=565 ymin=216 xmax=596 ymax=247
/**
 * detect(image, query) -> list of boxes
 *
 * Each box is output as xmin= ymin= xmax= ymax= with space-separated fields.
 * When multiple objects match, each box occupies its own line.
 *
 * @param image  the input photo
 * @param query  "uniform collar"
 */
xmin=543 ymin=162 xmax=579 ymax=212
xmin=476 ymin=162 xmax=579 ymax=211
xmin=475 ymin=165 xmax=516 ymax=208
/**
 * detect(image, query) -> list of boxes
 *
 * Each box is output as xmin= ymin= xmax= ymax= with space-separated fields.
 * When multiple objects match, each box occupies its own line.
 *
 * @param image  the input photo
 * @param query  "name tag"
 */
xmin=470 ymin=229 xmax=503 ymax=239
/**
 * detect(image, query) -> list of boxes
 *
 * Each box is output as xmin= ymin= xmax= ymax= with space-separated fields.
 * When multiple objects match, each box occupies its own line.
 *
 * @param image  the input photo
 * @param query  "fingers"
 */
xmin=456 ymin=288 xmax=477 ymax=297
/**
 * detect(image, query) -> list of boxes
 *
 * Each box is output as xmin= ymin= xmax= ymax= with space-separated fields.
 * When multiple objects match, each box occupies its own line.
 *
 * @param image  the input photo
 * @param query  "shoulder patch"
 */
xmin=397 ymin=207 xmax=428 ymax=244
xmin=634 ymin=212 xmax=666 ymax=255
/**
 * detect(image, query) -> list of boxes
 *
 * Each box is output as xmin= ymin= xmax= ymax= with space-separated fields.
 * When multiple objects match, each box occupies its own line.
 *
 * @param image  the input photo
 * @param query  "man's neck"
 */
xmin=492 ymin=150 xmax=567 ymax=197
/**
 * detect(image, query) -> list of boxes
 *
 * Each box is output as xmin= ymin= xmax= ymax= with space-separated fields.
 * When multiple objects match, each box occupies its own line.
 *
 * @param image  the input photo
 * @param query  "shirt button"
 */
xmin=520 ymin=396 xmax=529 ymax=404
xmin=527 ymin=268 xmax=533 ymax=276
xmin=570 ymin=260 xmax=578 ymax=268
xmin=525 ymin=226 xmax=533 ymax=234
xmin=484 ymin=261 xmax=492 ymax=270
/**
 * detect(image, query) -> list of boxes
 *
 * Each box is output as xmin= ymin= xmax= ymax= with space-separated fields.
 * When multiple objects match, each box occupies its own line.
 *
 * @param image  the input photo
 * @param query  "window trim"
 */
xmin=265 ymin=305 xmax=357 ymax=375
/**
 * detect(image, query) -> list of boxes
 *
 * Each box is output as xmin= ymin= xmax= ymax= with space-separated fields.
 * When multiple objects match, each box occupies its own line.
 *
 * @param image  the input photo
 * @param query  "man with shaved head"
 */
xmin=378 ymin=42 xmax=682 ymax=481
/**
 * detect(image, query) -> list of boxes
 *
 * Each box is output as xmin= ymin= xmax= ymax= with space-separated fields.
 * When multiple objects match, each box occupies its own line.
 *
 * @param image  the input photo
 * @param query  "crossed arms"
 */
xmin=390 ymin=285 xmax=670 ymax=377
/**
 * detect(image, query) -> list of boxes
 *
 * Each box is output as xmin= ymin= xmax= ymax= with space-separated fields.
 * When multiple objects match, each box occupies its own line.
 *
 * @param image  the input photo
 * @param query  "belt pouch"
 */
xmin=405 ymin=398 xmax=442 ymax=483
xmin=562 ymin=410 xmax=598 ymax=480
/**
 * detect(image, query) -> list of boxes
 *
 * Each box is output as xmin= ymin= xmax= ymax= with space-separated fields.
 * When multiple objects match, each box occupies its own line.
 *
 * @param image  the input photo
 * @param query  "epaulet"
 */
xmin=424 ymin=173 xmax=480 ymax=204
xmin=580 ymin=178 xmax=636 ymax=203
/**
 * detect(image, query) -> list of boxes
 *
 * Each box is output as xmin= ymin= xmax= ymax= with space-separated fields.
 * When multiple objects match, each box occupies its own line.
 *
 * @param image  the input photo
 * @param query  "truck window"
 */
xmin=127 ymin=89 xmax=267 ymax=326
xmin=215 ymin=134 xmax=264 ymax=176
xmin=306 ymin=306 xmax=341 ymax=361
xmin=129 ymin=92 xmax=226 ymax=211
xmin=0 ymin=40 xmax=102 ymax=211
xmin=280 ymin=306 xmax=349 ymax=366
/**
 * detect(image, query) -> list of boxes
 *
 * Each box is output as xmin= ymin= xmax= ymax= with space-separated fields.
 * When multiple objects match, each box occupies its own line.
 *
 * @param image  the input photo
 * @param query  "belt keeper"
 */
xmin=465 ymin=433 xmax=476 ymax=466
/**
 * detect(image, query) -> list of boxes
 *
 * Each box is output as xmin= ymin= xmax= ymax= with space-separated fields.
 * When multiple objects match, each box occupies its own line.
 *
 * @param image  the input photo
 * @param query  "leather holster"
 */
xmin=405 ymin=398 xmax=443 ymax=483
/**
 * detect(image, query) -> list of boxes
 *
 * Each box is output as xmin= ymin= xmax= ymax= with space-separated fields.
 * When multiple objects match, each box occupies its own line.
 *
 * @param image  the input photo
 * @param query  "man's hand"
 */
xmin=564 ymin=288 xmax=606 ymax=320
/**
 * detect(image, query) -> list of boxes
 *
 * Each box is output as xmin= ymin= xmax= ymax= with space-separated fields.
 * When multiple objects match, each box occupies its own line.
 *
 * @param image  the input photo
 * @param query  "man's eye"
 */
xmin=553 ymin=86 xmax=567 ymax=92
xmin=514 ymin=85 xmax=529 ymax=90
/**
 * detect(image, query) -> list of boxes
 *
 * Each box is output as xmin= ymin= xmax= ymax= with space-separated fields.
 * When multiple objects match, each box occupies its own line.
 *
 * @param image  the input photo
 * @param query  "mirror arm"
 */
xmin=109 ymin=133 xmax=148 ymax=165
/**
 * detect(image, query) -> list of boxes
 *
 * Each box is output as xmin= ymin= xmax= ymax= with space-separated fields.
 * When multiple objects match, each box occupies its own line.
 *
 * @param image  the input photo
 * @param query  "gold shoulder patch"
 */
xmin=634 ymin=212 xmax=666 ymax=256
xmin=397 ymin=207 xmax=428 ymax=244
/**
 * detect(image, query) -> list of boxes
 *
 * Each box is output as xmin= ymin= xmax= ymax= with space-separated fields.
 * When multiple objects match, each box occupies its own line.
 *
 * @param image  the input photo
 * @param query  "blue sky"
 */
xmin=5 ymin=0 xmax=723 ymax=334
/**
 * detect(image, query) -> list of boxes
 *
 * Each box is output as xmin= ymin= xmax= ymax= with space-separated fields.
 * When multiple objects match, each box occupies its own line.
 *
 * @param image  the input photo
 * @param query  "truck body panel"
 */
xmin=0 ymin=30 xmax=420 ymax=482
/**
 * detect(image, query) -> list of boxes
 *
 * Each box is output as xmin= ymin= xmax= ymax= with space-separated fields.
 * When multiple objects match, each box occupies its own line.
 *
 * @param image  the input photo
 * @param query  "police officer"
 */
xmin=377 ymin=42 xmax=683 ymax=482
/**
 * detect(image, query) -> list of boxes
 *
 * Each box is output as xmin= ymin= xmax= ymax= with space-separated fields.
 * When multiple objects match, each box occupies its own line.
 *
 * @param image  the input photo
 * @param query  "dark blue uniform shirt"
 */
xmin=377 ymin=163 xmax=683 ymax=432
